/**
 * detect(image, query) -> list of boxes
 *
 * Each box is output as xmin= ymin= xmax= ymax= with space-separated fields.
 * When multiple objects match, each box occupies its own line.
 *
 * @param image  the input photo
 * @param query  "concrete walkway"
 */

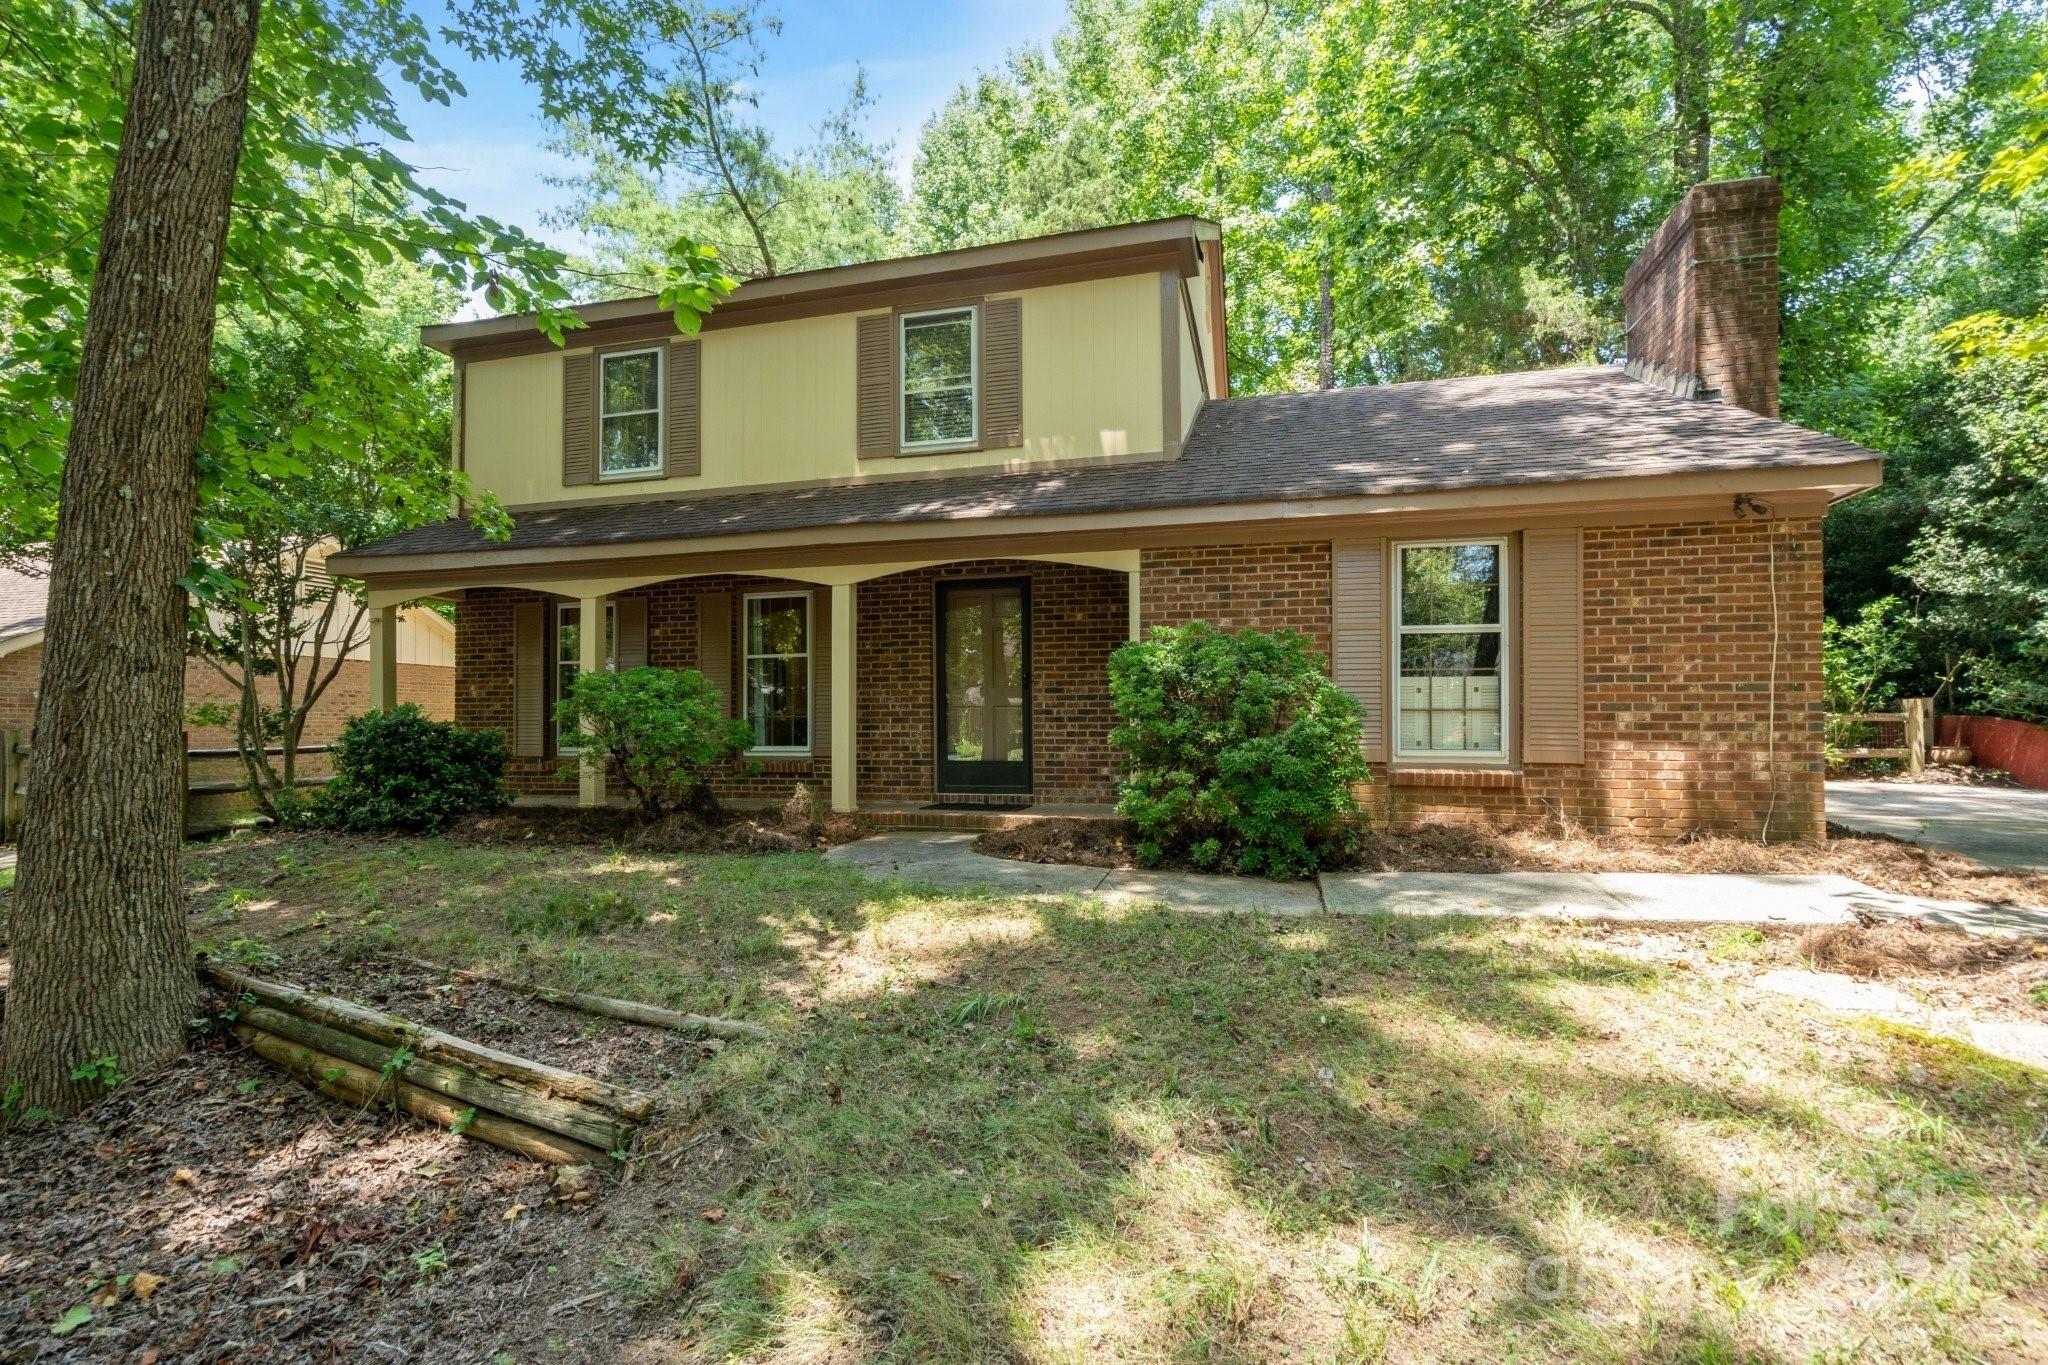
xmin=1828 ymin=780 xmax=2048 ymax=872
xmin=825 ymin=832 xmax=2042 ymax=934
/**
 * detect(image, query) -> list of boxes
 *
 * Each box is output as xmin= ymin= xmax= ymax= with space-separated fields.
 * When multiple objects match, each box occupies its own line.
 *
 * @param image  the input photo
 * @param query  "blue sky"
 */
xmin=392 ymin=0 xmax=1069 ymax=253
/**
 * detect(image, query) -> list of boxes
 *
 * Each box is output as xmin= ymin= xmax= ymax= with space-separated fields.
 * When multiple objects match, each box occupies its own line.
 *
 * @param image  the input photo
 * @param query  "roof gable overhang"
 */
xmin=424 ymin=217 xmax=1219 ymax=363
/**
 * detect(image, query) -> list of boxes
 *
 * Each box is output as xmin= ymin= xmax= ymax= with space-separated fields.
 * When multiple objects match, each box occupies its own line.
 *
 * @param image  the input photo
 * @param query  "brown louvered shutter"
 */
xmin=856 ymin=313 xmax=898 ymax=457
xmin=667 ymin=340 xmax=701 ymax=477
xmin=615 ymin=596 xmax=648 ymax=671
xmin=512 ymin=599 xmax=545 ymax=757
xmin=1522 ymin=528 xmax=1584 ymax=763
xmin=698 ymin=590 xmax=733 ymax=718
xmin=980 ymin=297 xmax=1022 ymax=448
xmin=810 ymin=588 xmax=831 ymax=759
xmin=1331 ymin=539 xmax=1388 ymax=763
xmin=562 ymin=353 xmax=596 ymax=486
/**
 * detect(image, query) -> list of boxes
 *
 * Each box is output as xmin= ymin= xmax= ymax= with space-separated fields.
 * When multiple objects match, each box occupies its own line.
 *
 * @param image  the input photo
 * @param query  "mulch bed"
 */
xmin=1800 ymin=914 xmax=2043 ymax=978
xmin=448 ymin=801 xmax=864 ymax=855
xmin=0 ymin=961 xmax=725 ymax=1362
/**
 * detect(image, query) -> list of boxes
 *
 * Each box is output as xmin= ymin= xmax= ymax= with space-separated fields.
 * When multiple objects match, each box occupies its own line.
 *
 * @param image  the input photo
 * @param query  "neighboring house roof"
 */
xmin=340 ymin=366 xmax=1881 ymax=565
xmin=0 ymin=565 xmax=48 ymax=657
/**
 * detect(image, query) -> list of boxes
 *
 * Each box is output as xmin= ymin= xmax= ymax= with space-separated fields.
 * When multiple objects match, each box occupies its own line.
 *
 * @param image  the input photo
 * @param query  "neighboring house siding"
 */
xmin=0 ymin=646 xmax=453 ymax=750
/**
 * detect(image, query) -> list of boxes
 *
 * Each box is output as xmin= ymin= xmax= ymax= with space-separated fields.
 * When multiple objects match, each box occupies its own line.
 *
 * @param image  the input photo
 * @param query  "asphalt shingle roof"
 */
xmin=0 ymin=564 xmax=48 ymax=644
xmin=345 ymin=366 xmax=1879 ymax=562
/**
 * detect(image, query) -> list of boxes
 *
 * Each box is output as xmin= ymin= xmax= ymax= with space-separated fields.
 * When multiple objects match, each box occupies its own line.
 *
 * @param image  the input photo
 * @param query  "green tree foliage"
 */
xmin=544 ymin=4 xmax=903 ymax=286
xmin=554 ymin=667 xmax=753 ymax=819
xmin=0 ymin=0 xmax=740 ymax=566
xmin=1108 ymin=624 xmax=1368 ymax=879
xmin=299 ymin=705 xmax=509 ymax=833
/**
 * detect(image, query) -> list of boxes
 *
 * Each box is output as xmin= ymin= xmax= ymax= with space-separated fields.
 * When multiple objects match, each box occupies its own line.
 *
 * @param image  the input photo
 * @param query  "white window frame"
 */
xmin=597 ymin=346 xmax=665 ymax=481
xmin=742 ymin=591 xmax=813 ymax=756
xmin=1391 ymin=537 xmax=1512 ymax=764
xmin=898 ymin=305 xmax=979 ymax=452
xmin=554 ymin=599 xmax=617 ymax=755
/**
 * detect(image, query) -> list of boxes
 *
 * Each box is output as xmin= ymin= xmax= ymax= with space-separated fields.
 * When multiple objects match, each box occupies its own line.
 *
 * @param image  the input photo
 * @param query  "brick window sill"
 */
xmin=743 ymin=756 xmax=816 ymax=774
xmin=1387 ymin=766 xmax=1524 ymax=791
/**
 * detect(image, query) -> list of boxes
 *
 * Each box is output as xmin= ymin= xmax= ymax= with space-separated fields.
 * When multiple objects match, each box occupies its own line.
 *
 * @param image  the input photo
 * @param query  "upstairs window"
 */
xmin=1395 ymin=540 xmax=1508 ymax=759
xmin=743 ymin=593 xmax=811 ymax=753
xmin=900 ymin=307 xmax=977 ymax=449
xmin=599 ymin=347 xmax=664 ymax=478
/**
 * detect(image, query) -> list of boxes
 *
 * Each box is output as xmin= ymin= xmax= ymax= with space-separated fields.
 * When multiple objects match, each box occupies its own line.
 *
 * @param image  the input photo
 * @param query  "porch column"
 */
xmin=578 ymin=593 xmax=607 ymax=808
xmin=830 ymin=582 xmax=856 ymax=813
xmin=367 ymin=605 xmax=399 ymax=712
xmin=1127 ymin=567 xmax=1142 ymax=643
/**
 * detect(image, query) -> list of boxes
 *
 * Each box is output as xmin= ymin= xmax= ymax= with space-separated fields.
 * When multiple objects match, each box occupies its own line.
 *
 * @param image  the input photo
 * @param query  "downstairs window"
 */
xmin=1395 ymin=540 xmax=1508 ymax=759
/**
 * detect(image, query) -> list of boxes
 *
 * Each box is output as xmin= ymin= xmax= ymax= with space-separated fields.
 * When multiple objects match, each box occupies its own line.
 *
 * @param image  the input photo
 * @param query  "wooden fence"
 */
xmin=1825 ymin=697 xmax=1934 ymax=774
xmin=0 ymin=732 xmax=331 ymax=841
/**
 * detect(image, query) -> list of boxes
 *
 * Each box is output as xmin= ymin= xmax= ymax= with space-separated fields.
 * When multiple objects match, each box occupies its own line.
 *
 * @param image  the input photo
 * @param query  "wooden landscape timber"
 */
xmin=199 ymin=958 xmax=656 ymax=1166
xmin=389 ymin=956 xmax=773 ymax=1041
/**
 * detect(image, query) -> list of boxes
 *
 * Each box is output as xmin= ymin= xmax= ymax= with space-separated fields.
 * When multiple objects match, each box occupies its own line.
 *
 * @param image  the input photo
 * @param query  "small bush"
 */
xmin=554 ymin=667 xmax=753 ymax=819
xmin=302 ymin=704 xmax=508 ymax=833
xmin=1108 ymin=623 xmax=1368 ymax=878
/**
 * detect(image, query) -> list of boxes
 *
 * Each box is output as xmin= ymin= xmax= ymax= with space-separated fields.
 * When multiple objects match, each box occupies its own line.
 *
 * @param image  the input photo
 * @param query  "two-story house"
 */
xmin=329 ymin=179 xmax=1882 ymax=840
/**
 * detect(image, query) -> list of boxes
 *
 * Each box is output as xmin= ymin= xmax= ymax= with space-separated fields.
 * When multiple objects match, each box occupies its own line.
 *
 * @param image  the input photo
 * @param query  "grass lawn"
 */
xmin=168 ymin=832 xmax=2048 ymax=1359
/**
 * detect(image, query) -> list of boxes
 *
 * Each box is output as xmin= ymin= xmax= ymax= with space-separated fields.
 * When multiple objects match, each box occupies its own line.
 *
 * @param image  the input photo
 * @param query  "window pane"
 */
xmin=601 ymin=412 xmax=661 ymax=475
xmin=905 ymin=390 xmax=975 ymax=444
xmin=746 ymin=598 xmax=807 ymax=655
xmin=902 ymin=313 xmax=973 ymax=390
xmin=558 ymin=608 xmax=580 ymax=664
xmin=902 ymin=311 xmax=974 ymax=445
xmin=1398 ymin=631 xmax=1503 ymax=753
xmin=746 ymin=657 xmax=809 ymax=749
xmin=601 ymin=351 xmax=659 ymax=414
xmin=1401 ymin=544 xmax=1501 ymax=626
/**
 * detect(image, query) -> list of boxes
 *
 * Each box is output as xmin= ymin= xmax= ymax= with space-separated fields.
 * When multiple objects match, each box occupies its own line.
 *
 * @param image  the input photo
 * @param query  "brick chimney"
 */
xmin=1621 ymin=177 xmax=1782 ymax=418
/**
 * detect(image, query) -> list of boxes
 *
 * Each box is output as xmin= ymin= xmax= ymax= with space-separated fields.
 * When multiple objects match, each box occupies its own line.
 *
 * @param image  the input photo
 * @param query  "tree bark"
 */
xmin=0 ymin=0 xmax=261 ymax=1117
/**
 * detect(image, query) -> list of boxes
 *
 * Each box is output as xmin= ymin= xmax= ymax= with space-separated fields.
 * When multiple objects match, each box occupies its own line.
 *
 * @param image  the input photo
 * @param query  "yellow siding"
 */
xmin=460 ymin=272 xmax=1166 ymax=507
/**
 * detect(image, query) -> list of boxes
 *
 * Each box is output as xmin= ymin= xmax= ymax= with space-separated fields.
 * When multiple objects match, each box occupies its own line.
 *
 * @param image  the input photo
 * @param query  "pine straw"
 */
xmin=1799 ymin=914 xmax=2043 ymax=979
xmin=979 ymin=816 xmax=2048 ymax=911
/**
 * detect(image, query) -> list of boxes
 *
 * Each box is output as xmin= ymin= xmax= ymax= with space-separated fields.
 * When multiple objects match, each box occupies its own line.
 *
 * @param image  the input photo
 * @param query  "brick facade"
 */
xmin=1138 ymin=542 xmax=1332 ymax=658
xmin=449 ymin=519 xmax=1822 ymax=840
xmin=1358 ymin=516 xmax=1824 ymax=839
xmin=857 ymin=559 xmax=1126 ymax=804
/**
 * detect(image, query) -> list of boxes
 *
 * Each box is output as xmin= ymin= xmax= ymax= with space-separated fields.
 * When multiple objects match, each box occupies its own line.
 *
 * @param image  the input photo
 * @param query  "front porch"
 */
xmin=363 ymin=551 xmax=1147 ymax=815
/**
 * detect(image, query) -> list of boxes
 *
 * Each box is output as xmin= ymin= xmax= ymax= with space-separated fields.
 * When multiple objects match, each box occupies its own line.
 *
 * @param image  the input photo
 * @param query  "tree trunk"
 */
xmin=0 ymin=0 xmax=261 ymax=1117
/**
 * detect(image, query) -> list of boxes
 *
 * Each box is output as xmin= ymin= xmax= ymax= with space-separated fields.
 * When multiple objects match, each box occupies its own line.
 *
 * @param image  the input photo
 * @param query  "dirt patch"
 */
xmin=448 ymin=801 xmax=864 ymax=856
xmin=1800 ymin=914 xmax=2045 ymax=979
xmin=975 ymin=817 xmax=1137 ymax=868
xmin=974 ymin=815 xmax=2048 ymax=912
xmin=0 ymin=966 xmax=727 ymax=1362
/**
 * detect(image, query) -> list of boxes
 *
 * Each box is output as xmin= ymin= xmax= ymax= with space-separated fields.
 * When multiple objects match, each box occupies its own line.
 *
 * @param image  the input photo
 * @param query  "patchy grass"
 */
xmin=168 ymin=833 xmax=2048 ymax=1359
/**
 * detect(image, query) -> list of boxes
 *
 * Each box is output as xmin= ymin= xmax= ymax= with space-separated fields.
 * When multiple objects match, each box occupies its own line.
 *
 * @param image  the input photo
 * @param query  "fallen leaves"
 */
xmin=131 ymin=1271 xmax=167 ymax=1301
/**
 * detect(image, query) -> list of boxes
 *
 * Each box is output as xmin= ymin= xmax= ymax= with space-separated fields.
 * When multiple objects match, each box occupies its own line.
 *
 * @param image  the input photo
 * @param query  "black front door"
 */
xmin=936 ymin=579 xmax=1031 ymax=795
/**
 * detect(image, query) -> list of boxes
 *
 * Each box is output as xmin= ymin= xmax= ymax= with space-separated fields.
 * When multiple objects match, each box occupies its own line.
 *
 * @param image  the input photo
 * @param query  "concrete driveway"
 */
xmin=1827 ymin=780 xmax=2048 ymax=872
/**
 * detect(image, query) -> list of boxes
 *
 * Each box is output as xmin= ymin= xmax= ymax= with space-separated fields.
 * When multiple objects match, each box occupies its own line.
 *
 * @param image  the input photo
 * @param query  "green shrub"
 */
xmin=554 ymin=667 xmax=754 ymax=819
xmin=1107 ymin=623 xmax=1368 ymax=879
xmin=302 ymin=704 xmax=508 ymax=833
